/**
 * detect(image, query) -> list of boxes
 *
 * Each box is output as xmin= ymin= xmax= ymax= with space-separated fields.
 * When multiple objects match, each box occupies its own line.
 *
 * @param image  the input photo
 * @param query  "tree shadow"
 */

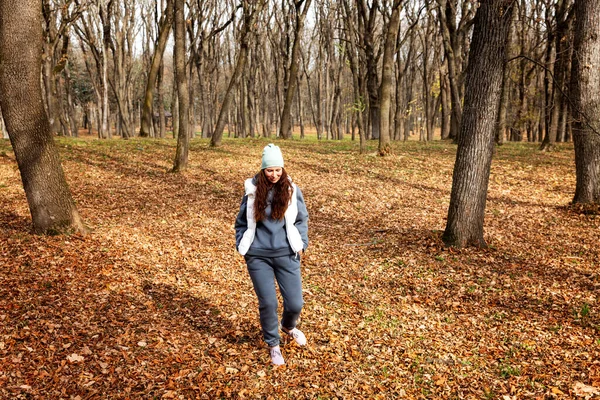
xmin=369 ymin=226 xmax=599 ymax=328
xmin=0 ymin=210 xmax=32 ymax=233
xmin=141 ymin=281 xmax=259 ymax=345
xmin=294 ymin=158 xmax=561 ymax=210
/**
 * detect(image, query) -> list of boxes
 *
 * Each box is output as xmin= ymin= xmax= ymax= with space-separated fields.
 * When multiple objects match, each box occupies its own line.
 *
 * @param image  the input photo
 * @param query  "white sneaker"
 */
xmin=282 ymin=326 xmax=307 ymax=346
xmin=269 ymin=346 xmax=285 ymax=365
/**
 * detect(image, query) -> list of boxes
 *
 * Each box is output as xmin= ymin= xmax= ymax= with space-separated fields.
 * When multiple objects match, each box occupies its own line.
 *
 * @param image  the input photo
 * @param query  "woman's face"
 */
xmin=264 ymin=167 xmax=282 ymax=184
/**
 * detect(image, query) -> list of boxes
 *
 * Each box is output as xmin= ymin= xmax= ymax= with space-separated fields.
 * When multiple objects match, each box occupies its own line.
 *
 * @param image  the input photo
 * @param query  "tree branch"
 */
xmin=507 ymin=54 xmax=600 ymax=137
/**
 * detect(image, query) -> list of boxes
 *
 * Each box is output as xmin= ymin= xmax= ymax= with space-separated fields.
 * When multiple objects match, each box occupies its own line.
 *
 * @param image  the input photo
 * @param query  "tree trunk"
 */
xmin=172 ymin=89 xmax=179 ymax=139
xmin=297 ymin=76 xmax=305 ymax=139
xmin=342 ymin=0 xmax=367 ymax=152
xmin=0 ymin=0 xmax=86 ymax=234
xmin=437 ymin=0 xmax=464 ymax=142
xmin=172 ymin=0 xmax=189 ymax=172
xmin=64 ymin=62 xmax=79 ymax=137
xmin=106 ymin=2 xmax=134 ymax=140
xmin=280 ymin=0 xmax=312 ymax=139
xmin=558 ymin=9 xmax=574 ymax=143
xmin=541 ymin=0 xmax=573 ymax=150
xmin=158 ymin=59 xmax=166 ymax=138
xmin=378 ymin=0 xmax=401 ymax=156
xmin=210 ymin=1 xmax=263 ymax=147
xmin=539 ymin=4 xmax=556 ymax=150
xmin=440 ymin=67 xmax=451 ymax=140
xmin=403 ymin=63 xmax=416 ymax=141
xmin=495 ymin=61 xmax=509 ymax=145
xmin=356 ymin=0 xmax=380 ymax=140
xmin=443 ymin=0 xmax=514 ymax=248
xmin=571 ymin=0 xmax=600 ymax=203
xmin=139 ymin=0 xmax=173 ymax=137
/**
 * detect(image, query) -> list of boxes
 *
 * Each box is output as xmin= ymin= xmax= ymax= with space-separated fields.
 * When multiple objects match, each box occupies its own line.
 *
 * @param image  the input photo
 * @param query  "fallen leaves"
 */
xmin=0 ymin=137 xmax=598 ymax=398
xmin=574 ymin=382 xmax=600 ymax=398
xmin=67 ymin=353 xmax=85 ymax=363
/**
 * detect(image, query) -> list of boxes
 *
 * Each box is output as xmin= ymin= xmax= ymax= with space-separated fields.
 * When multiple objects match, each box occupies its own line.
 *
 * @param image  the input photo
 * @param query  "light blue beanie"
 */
xmin=261 ymin=144 xmax=284 ymax=169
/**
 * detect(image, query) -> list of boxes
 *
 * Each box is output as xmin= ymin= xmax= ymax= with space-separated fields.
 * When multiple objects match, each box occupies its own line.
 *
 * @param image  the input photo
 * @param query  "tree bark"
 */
xmin=342 ymin=0 xmax=367 ymax=152
xmin=378 ymin=0 xmax=401 ymax=156
xmin=443 ymin=0 xmax=514 ymax=248
xmin=280 ymin=0 xmax=312 ymax=139
xmin=139 ymin=0 xmax=173 ymax=137
xmin=440 ymin=66 xmax=451 ymax=140
xmin=437 ymin=0 xmax=463 ymax=142
xmin=210 ymin=0 xmax=263 ymax=147
xmin=357 ymin=0 xmax=381 ymax=140
xmin=105 ymin=2 xmax=134 ymax=139
xmin=172 ymin=0 xmax=189 ymax=172
xmin=571 ymin=0 xmax=600 ymax=203
xmin=296 ymin=76 xmax=305 ymax=139
xmin=0 ymin=0 xmax=86 ymax=234
xmin=157 ymin=58 xmax=167 ymax=138
xmin=540 ymin=0 xmax=573 ymax=150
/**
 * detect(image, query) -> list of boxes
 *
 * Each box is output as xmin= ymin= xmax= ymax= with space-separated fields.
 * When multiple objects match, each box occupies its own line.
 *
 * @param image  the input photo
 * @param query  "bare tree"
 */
xmin=357 ymin=0 xmax=382 ymax=140
xmin=41 ymin=0 xmax=86 ymax=136
xmin=378 ymin=0 xmax=402 ymax=155
xmin=540 ymin=0 xmax=574 ymax=150
xmin=188 ymin=1 xmax=236 ymax=138
xmin=172 ymin=0 xmax=189 ymax=172
xmin=139 ymin=0 xmax=173 ymax=137
xmin=0 ymin=0 xmax=86 ymax=234
xmin=442 ymin=0 xmax=515 ymax=247
xmin=75 ymin=1 xmax=112 ymax=139
xmin=495 ymin=8 xmax=516 ymax=145
xmin=436 ymin=0 xmax=475 ymax=142
xmin=279 ymin=0 xmax=313 ymax=139
xmin=341 ymin=0 xmax=367 ymax=151
xmin=104 ymin=0 xmax=139 ymax=139
xmin=210 ymin=0 xmax=265 ymax=147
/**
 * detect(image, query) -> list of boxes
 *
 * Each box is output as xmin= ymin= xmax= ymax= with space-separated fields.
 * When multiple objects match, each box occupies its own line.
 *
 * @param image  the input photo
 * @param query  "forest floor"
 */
xmin=0 ymin=136 xmax=599 ymax=399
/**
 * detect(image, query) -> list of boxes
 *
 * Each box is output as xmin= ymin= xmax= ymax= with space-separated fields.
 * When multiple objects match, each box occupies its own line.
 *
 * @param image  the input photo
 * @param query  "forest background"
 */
xmin=0 ymin=0 xmax=581 ymax=147
xmin=0 ymin=0 xmax=600 ymax=398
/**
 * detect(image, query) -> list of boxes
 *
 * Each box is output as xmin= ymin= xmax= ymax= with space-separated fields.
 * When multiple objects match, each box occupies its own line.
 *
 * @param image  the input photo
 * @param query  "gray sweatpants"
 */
xmin=245 ymin=254 xmax=304 ymax=347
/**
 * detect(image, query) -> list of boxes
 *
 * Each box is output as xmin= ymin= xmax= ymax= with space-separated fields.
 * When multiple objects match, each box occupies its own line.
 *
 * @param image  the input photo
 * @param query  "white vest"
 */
xmin=237 ymin=178 xmax=304 ymax=256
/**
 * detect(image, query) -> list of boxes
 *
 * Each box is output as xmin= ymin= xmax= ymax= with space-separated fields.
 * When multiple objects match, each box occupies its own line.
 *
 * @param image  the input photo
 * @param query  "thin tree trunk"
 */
xmin=172 ymin=0 xmax=189 ymax=172
xmin=280 ymin=0 xmax=312 ymax=139
xmin=297 ymin=76 xmax=305 ymax=139
xmin=440 ymin=67 xmax=451 ymax=140
xmin=342 ymin=0 xmax=366 ymax=152
xmin=158 ymin=59 xmax=166 ymax=138
xmin=210 ymin=1 xmax=263 ymax=147
xmin=495 ymin=50 xmax=512 ymax=145
xmin=541 ymin=0 xmax=573 ymax=150
xmin=139 ymin=0 xmax=173 ymax=137
xmin=378 ymin=0 xmax=401 ymax=156
xmin=172 ymin=89 xmax=179 ymax=139
xmin=437 ymin=0 xmax=463 ymax=141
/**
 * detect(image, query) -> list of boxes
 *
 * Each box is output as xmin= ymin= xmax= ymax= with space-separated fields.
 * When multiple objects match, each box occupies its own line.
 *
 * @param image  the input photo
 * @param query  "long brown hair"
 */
xmin=254 ymin=168 xmax=293 ymax=221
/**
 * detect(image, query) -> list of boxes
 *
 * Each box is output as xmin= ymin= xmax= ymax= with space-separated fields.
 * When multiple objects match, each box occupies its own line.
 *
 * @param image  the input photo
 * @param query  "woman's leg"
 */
xmin=245 ymin=256 xmax=280 ymax=347
xmin=274 ymin=254 xmax=304 ymax=331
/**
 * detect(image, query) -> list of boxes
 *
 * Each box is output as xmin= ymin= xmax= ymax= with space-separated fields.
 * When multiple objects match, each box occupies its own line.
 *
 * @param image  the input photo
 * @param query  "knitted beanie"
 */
xmin=261 ymin=144 xmax=284 ymax=169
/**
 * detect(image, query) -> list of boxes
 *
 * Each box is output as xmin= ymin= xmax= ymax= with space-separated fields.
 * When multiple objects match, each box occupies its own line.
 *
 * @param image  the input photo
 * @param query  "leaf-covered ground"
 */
xmin=0 ymin=136 xmax=599 ymax=399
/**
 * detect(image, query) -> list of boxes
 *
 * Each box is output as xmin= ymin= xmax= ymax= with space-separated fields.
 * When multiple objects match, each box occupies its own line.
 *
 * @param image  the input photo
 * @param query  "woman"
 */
xmin=235 ymin=144 xmax=309 ymax=366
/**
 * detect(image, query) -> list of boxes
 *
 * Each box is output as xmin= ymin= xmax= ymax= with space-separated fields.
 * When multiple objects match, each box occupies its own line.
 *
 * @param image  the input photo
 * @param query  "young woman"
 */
xmin=235 ymin=144 xmax=309 ymax=365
